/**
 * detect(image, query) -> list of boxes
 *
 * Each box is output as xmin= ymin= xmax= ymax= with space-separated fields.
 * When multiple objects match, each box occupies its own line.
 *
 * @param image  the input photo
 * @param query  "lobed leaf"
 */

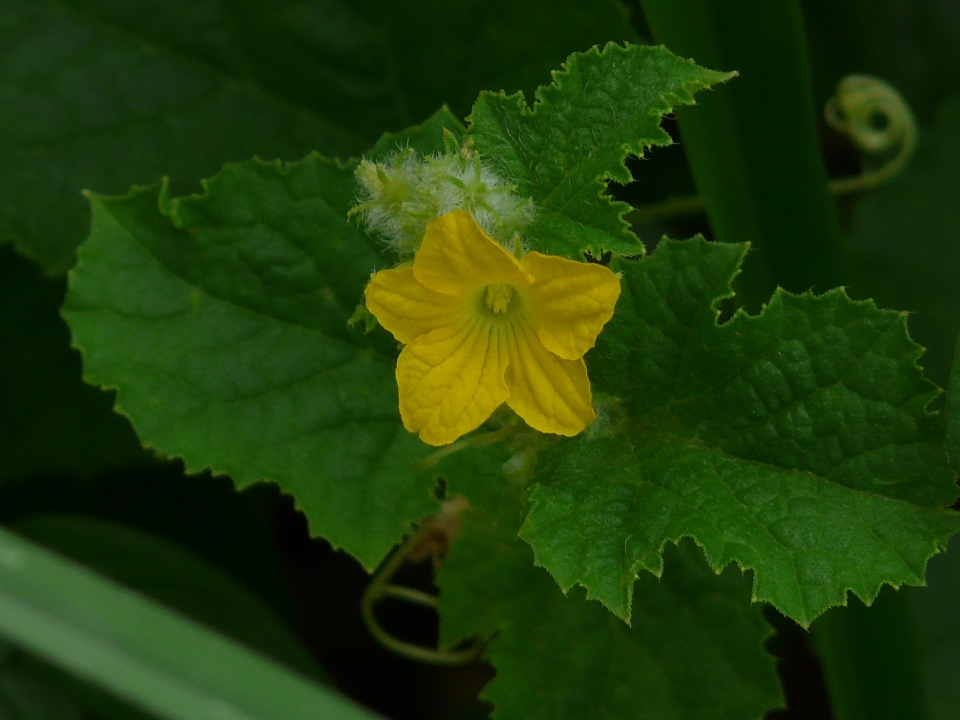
xmin=437 ymin=464 xmax=782 ymax=720
xmin=520 ymin=238 xmax=960 ymax=626
xmin=62 ymin=152 xmax=436 ymax=569
xmin=468 ymin=43 xmax=733 ymax=259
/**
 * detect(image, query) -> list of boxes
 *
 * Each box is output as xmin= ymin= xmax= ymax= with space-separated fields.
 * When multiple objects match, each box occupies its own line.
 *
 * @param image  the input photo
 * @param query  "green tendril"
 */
xmin=360 ymin=520 xmax=485 ymax=666
xmin=626 ymin=74 xmax=918 ymax=224
xmin=823 ymin=74 xmax=918 ymax=194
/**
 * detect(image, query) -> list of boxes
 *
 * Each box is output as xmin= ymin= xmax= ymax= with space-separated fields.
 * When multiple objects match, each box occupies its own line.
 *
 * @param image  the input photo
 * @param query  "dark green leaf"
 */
xmin=520 ymin=238 xmax=960 ymax=626
xmin=62 ymin=155 xmax=436 ymax=568
xmin=177 ymin=0 xmax=637 ymax=141
xmin=0 ymin=0 xmax=362 ymax=273
xmin=437 ymin=474 xmax=782 ymax=720
xmin=841 ymin=110 xmax=960 ymax=690
xmin=849 ymin=95 xmax=960 ymax=390
xmin=1 ymin=0 xmax=636 ymax=272
xmin=469 ymin=43 xmax=732 ymax=259
xmin=0 ymin=525 xmax=375 ymax=720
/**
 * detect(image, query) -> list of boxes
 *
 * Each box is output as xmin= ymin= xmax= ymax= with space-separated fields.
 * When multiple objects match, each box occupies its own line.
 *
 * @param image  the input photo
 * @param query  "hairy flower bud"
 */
xmin=351 ymin=137 xmax=535 ymax=254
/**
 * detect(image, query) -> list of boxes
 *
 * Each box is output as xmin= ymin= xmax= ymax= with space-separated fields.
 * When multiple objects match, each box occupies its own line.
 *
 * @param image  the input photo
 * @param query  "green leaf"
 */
xmin=1 ymin=0 xmax=636 ymax=273
xmin=13 ymin=514 xmax=325 ymax=681
xmin=0 ymin=525 xmax=376 ymax=720
xmin=519 ymin=238 xmax=960 ymax=626
xmin=437 ymin=476 xmax=782 ymax=720
xmin=62 ymin=154 xmax=436 ymax=569
xmin=0 ymin=246 xmax=146 ymax=481
xmin=468 ymin=43 xmax=733 ymax=259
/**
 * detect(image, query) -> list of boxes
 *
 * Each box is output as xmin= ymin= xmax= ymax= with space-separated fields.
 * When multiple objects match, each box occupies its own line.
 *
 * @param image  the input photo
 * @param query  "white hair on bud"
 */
xmin=351 ymin=140 xmax=535 ymax=255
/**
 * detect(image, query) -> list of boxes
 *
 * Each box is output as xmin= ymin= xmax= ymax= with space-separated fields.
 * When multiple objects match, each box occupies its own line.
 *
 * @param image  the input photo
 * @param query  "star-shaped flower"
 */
xmin=365 ymin=211 xmax=621 ymax=446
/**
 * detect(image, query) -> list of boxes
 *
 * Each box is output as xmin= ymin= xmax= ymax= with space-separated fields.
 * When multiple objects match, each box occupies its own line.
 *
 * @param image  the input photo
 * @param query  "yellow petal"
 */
xmin=364 ymin=267 xmax=465 ymax=344
xmin=521 ymin=252 xmax=621 ymax=360
xmin=397 ymin=319 xmax=508 ymax=446
xmin=413 ymin=211 xmax=532 ymax=296
xmin=504 ymin=316 xmax=596 ymax=436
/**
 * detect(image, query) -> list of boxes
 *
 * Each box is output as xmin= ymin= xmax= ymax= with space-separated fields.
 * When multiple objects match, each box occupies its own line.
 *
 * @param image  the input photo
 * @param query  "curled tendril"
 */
xmin=626 ymin=74 xmax=918 ymax=224
xmin=824 ymin=74 xmax=918 ymax=194
xmin=360 ymin=499 xmax=485 ymax=665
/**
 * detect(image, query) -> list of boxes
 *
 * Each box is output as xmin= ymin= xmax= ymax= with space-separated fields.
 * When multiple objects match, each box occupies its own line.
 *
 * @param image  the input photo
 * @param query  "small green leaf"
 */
xmin=468 ymin=43 xmax=733 ymax=259
xmin=437 ymin=477 xmax=782 ymax=720
xmin=62 ymin=154 xmax=436 ymax=569
xmin=520 ymin=238 xmax=960 ymax=626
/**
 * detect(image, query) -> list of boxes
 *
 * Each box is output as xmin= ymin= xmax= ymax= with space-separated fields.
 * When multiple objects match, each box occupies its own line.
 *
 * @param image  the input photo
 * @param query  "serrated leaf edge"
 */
xmin=467 ymin=42 xmax=735 ymax=259
xmin=65 ymin=168 xmax=435 ymax=570
xmin=518 ymin=238 xmax=960 ymax=627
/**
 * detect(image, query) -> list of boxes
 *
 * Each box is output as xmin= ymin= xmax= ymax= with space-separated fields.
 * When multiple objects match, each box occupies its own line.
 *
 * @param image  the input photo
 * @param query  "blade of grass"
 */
xmin=639 ymin=0 xmax=843 ymax=307
xmin=0 ymin=526 xmax=378 ymax=720
xmin=812 ymin=588 xmax=929 ymax=720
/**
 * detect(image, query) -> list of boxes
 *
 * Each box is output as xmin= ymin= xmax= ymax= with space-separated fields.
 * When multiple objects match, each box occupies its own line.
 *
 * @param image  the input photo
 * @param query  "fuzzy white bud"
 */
xmin=351 ymin=138 xmax=535 ymax=254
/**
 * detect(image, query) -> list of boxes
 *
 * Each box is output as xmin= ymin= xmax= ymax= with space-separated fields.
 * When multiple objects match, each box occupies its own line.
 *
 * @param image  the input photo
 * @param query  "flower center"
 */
xmin=483 ymin=284 xmax=515 ymax=314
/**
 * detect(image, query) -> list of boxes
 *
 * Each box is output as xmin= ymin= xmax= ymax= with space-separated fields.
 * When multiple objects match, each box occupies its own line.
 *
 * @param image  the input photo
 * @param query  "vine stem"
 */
xmin=360 ymin=518 xmax=483 ymax=666
xmin=626 ymin=74 xmax=917 ymax=224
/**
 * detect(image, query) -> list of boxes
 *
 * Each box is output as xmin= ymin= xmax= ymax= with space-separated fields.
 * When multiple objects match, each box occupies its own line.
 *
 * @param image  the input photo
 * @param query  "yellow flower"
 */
xmin=364 ymin=211 xmax=621 ymax=446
